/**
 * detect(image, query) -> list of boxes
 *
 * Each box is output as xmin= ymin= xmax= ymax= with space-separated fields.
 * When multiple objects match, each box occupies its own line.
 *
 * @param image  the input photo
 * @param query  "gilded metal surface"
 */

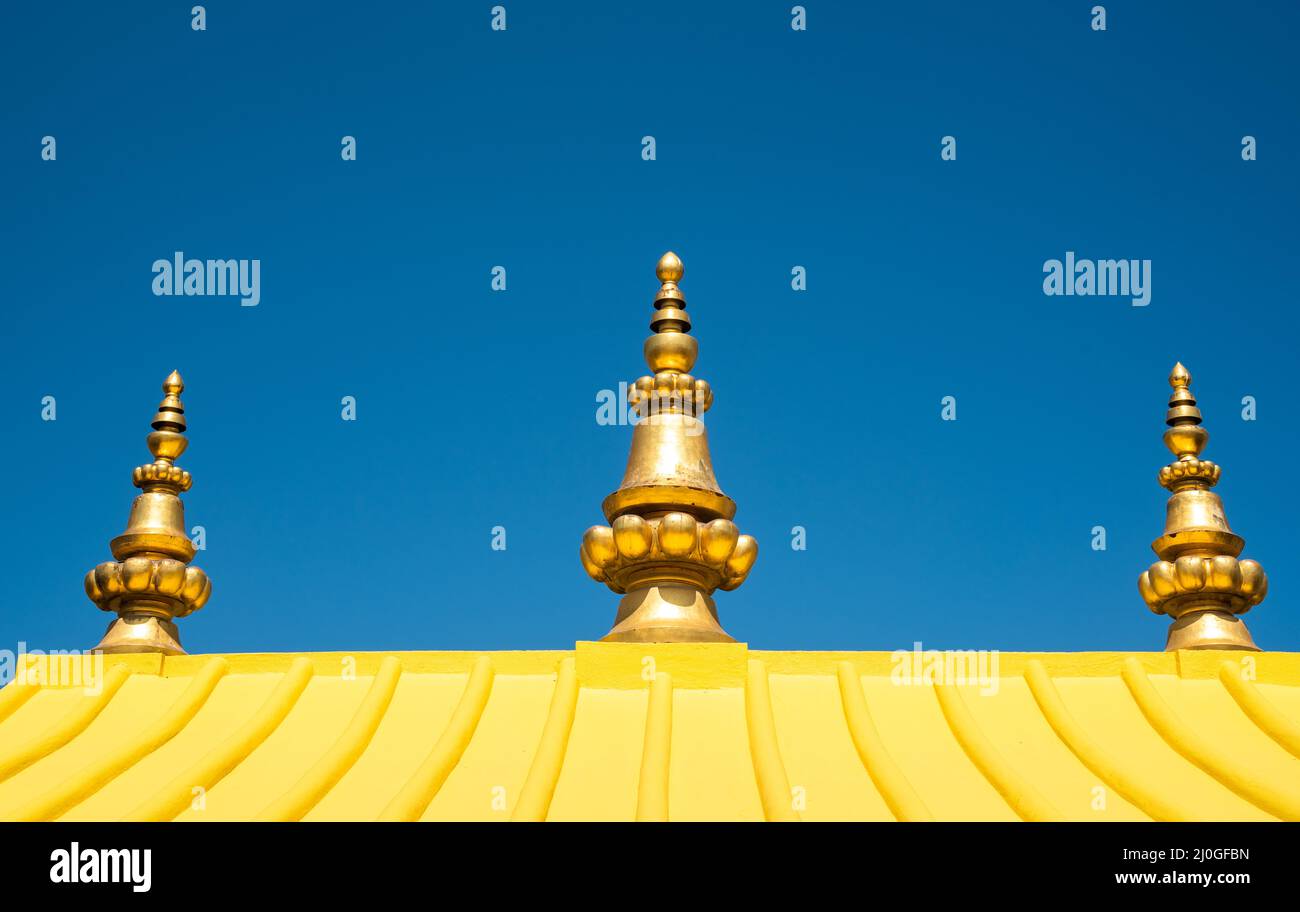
xmin=581 ymin=253 xmax=757 ymax=641
xmin=85 ymin=372 xmax=211 ymax=654
xmin=1138 ymin=363 xmax=1265 ymax=651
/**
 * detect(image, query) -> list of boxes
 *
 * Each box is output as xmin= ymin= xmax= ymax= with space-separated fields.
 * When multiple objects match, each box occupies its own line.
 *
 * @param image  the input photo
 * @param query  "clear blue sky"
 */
xmin=2 ymin=2 xmax=1297 ymax=655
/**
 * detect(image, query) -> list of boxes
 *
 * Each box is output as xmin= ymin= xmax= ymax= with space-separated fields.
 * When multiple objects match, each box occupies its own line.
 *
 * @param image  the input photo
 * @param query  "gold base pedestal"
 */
xmin=1165 ymin=609 xmax=1258 ymax=652
xmin=602 ymin=585 xmax=736 ymax=643
xmin=94 ymin=613 xmax=187 ymax=655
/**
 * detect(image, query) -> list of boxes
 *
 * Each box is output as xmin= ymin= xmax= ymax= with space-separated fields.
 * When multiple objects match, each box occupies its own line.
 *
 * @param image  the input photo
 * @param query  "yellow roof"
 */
xmin=2 ymin=643 xmax=1299 ymax=822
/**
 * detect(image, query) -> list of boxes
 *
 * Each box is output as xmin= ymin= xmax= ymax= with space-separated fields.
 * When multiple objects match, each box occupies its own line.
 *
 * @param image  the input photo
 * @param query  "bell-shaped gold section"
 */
xmin=603 ymin=413 xmax=734 ymax=521
xmin=1137 ymin=363 xmax=1265 ymax=651
xmin=581 ymin=253 xmax=757 ymax=642
xmin=85 ymin=371 xmax=212 ymax=654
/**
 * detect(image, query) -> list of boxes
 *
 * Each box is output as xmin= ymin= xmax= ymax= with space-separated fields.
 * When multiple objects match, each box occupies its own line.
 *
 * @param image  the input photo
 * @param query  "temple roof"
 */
xmin=6 ymin=255 xmax=1292 ymax=824
xmin=2 ymin=643 xmax=1298 ymax=822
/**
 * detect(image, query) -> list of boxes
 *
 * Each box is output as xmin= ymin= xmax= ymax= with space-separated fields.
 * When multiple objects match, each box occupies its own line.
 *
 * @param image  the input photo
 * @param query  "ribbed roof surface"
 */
xmin=1 ymin=643 xmax=1298 ymax=821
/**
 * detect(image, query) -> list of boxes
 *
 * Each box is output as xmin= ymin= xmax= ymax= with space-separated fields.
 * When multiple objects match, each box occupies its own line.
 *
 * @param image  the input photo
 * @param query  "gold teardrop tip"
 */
xmin=1169 ymin=362 xmax=1190 ymax=389
xmin=656 ymin=251 xmax=684 ymax=283
xmin=163 ymin=370 xmax=184 ymax=395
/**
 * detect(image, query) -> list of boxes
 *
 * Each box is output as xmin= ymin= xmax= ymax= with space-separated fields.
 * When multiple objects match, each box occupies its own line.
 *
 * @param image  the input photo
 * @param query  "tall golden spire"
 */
xmin=1138 ymin=363 xmax=1265 ymax=650
xmin=580 ymin=252 xmax=757 ymax=641
xmin=85 ymin=371 xmax=212 ymax=654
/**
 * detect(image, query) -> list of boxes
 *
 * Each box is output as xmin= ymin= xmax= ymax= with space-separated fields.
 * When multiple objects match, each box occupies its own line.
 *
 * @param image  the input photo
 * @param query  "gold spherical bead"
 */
xmin=726 ymin=535 xmax=758 ymax=579
xmin=657 ymin=512 xmax=698 ymax=558
xmin=613 ymin=514 xmax=653 ymax=559
xmin=579 ymin=544 xmax=605 ymax=582
xmin=94 ymin=562 xmax=122 ymax=598
xmin=700 ymin=519 xmax=739 ymax=565
xmin=1150 ymin=562 xmax=1177 ymax=598
xmin=583 ymin=525 xmax=618 ymax=567
xmin=1239 ymin=560 xmax=1265 ymax=597
xmin=1138 ymin=571 xmax=1158 ymax=608
xmin=1175 ymin=556 xmax=1206 ymax=591
xmin=183 ymin=567 xmax=210 ymax=609
xmin=1209 ymin=555 xmax=1241 ymax=590
xmin=123 ymin=557 xmax=154 ymax=592
xmin=155 ymin=559 xmax=186 ymax=596
xmin=1163 ymin=425 xmax=1207 ymax=459
xmin=644 ymin=332 xmax=698 ymax=373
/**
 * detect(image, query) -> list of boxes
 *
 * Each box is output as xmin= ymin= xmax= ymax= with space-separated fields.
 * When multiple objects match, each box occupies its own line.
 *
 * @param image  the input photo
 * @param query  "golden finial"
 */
xmin=1138 ymin=363 xmax=1265 ymax=650
xmin=1165 ymin=362 xmax=1202 ymax=435
xmin=85 ymin=372 xmax=211 ymax=654
xmin=153 ymin=370 xmax=186 ymax=430
xmin=579 ymin=252 xmax=757 ymax=642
